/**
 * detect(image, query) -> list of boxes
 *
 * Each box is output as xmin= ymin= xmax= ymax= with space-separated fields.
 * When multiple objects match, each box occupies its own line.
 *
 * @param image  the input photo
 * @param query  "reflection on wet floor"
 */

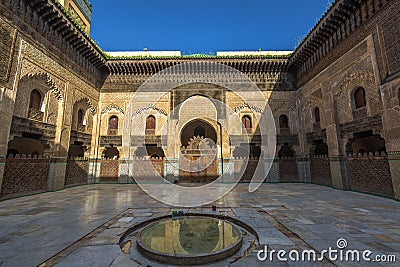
xmin=139 ymin=216 xmax=241 ymax=255
xmin=0 ymin=183 xmax=399 ymax=266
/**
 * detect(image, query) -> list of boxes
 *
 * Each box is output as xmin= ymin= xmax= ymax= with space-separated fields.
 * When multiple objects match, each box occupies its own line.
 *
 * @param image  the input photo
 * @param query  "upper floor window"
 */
xmin=146 ymin=115 xmax=156 ymax=134
xmin=242 ymin=115 xmax=252 ymax=129
xmin=313 ymin=107 xmax=321 ymax=124
xmin=279 ymin=114 xmax=289 ymax=129
xmin=108 ymin=116 xmax=118 ymax=135
xmin=354 ymin=87 xmax=366 ymax=109
xmin=29 ymin=90 xmax=42 ymax=110
xmin=28 ymin=89 xmax=45 ymax=121
xmin=77 ymin=109 xmax=85 ymax=125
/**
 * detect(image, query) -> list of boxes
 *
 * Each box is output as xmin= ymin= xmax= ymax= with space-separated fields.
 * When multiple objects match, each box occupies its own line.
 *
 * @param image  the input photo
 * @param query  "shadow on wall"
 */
xmin=346 ymin=131 xmax=386 ymax=155
xmin=7 ymin=136 xmax=44 ymax=157
xmin=0 ymin=89 xmax=94 ymax=198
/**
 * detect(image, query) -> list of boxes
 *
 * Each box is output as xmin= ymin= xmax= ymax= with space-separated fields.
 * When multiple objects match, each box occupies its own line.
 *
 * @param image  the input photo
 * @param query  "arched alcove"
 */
xmin=353 ymin=87 xmax=366 ymax=109
xmin=180 ymin=119 xmax=217 ymax=147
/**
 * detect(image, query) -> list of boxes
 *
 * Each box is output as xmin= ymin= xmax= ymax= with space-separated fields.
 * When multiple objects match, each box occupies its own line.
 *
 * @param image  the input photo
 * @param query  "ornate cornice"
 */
xmin=106 ymin=58 xmax=290 ymax=77
xmin=289 ymin=0 xmax=390 ymax=77
xmin=1 ymin=0 xmax=107 ymax=85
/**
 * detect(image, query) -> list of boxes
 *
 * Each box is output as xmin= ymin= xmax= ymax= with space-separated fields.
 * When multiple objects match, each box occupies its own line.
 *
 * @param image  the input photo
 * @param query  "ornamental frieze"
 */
xmin=101 ymin=104 xmax=125 ymax=115
xmin=20 ymin=40 xmax=99 ymax=101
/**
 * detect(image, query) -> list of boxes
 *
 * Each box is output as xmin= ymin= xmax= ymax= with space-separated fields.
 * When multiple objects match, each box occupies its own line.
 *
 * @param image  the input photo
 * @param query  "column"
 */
xmin=88 ymin=112 xmax=101 ymax=184
xmin=380 ymin=83 xmax=400 ymax=200
xmin=0 ymin=88 xmax=16 ymax=192
xmin=47 ymin=83 xmax=71 ymax=191
xmin=325 ymin=93 xmax=348 ymax=189
xmin=297 ymin=117 xmax=311 ymax=183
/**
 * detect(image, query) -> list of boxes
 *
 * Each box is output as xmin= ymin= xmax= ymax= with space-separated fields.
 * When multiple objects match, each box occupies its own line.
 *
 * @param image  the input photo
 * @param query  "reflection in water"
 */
xmin=140 ymin=217 xmax=241 ymax=255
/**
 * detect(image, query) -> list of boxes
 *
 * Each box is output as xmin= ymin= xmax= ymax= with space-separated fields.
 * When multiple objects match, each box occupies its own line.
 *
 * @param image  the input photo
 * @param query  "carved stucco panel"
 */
xmin=335 ymin=70 xmax=381 ymax=124
xmin=20 ymin=39 xmax=99 ymax=101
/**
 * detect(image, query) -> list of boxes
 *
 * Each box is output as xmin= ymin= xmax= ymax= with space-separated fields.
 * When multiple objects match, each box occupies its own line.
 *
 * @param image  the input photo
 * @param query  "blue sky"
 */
xmin=90 ymin=0 xmax=331 ymax=54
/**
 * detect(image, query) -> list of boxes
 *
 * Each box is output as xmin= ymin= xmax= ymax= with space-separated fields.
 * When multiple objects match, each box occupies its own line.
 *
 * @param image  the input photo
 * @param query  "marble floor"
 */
xmin=0 ymin=184 xmax=399 ymax=266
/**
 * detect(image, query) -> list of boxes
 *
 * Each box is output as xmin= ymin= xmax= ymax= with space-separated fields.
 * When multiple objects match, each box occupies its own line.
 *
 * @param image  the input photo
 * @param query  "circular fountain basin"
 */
xmin=136 ymin=216 xmax=243 ymax=265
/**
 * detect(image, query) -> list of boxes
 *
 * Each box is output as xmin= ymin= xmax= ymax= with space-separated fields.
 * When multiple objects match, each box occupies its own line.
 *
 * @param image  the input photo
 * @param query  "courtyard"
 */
xmin=0 ymin=184 xmax=398 ymax=266
xmin=1 ymin=1 xmax=400 ymax=265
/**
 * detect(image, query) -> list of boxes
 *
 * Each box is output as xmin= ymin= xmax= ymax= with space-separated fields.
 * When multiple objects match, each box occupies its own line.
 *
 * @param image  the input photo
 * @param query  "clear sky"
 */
xmin=90 ymin=0 xmax=331 ymax=54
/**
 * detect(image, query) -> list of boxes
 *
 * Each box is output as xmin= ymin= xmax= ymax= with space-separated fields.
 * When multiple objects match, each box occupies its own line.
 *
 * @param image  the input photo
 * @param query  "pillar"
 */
xmin=296 ymin=107 xmax=312 ymax=183
xmin=0 ymin=36 xmax=22 ymax=193
xmin=325 ymin=93 xmax=348 ymax=189
xmin=88 ymin=111 xmax=100 ymax=184
xmin=380 ymin=83 xmax=400 ymax=200
xmin=0 ymin=88 xmax=15 ymax=192
xmin=47 ymin=83 xmax=71 ymax=191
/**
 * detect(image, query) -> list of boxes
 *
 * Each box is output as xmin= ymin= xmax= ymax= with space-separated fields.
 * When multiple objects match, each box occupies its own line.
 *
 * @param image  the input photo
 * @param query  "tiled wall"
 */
xmin=1 ymin=157 xmax=50 ymax=196
xmin=347 ymin=156 xmax=394 ymax=198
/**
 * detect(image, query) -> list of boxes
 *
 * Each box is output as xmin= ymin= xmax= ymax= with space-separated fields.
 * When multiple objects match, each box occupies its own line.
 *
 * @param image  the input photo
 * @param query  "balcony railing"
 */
xmin=313 ymin=122 xmax=321 ymax=132
xmin=77 ymin=124 xmax=86 ymax=132
xmin=145 ymin=129 xmax=155 ymax=135
xmin=28 ymin=108 xmax=44 ymax=122
xmin=242 ymin=128 xmax=253 ymax=134
xmin=353 ymin=107 xmax=367 ymax=120
xmin=280 ymin=128 xmax=290 ymax=134
xmin=108 ymin=129 xmax=118 ymax=136
xmin=11 ymin=116 xmax=56 ymax=140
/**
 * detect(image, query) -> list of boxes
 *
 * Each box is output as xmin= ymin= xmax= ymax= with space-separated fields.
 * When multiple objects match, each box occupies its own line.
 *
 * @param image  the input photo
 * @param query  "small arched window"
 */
xmin=279 ymin=115 xmax=289 ymax=129
xmin=146 ymin=115 xmax=156 ymax=134
xmin=77 ymin=109 xmax=84 ymax=125
xmin=242 ymin=115 xmax=252 ymax=129
xmin=108 ymin=116 xmax=118 ymax=135
xmin=29 ymin=90 xmax=42 ymax=110
xmin=313 ymin=107 xmax=321 ymax=123
xmin=354 ymin=87 xmax=366 ymax=109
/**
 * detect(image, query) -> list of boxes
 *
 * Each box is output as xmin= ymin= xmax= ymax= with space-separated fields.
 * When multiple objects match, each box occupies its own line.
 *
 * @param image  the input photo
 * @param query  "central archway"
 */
xmin=180 ymin=119 xmax=217 ymax=147
xmin=179 ymin=119 xmax=219 ymax=183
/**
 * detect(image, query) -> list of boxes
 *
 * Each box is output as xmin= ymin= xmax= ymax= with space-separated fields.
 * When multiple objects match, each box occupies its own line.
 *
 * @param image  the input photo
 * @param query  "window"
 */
xmin=242 ymin=115 xmax=252 ymax=129
xmin=279 ymin=114 xmax=289 ymax=129
xmin=108 ymin=116 xmax=118 ymax=135
xmin=29 ymin=90 xmax=41 ymax=110
xmin=313 ymin=107 xmax=320 ymax=123
xmin=354 ymin=87 xmax=366 ymax=109
xmin=77 ymin=109 xmax=84 ymax=125
xmin=146 ymin=115 xmax=156 ymax=134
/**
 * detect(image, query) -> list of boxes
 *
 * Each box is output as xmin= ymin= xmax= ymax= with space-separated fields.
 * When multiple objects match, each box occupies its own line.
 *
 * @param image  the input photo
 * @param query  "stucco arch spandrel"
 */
xmin=101 ymin=103 xmax=125 ymax=115
xmin=270 ymin=101 xmax=296 ymax=113
xmin=19 ymin=60 xmax=43 ymax=80
xmin=75 ymin=97 xmax=97 ymax=115
xmin=335 ymin=70 xmax=381 ymax=119
xmin=132 ymin=105 xmax=167 ymax=117
xmin=301 ymin=95 xmax=322 ymax=113
xmin=335 ymin=70 xmax=376 ymax=99
xmin=19 ymin=72 xmax=64 ymax=102
xmin=232 ymin=102 xmax=264 ymax=114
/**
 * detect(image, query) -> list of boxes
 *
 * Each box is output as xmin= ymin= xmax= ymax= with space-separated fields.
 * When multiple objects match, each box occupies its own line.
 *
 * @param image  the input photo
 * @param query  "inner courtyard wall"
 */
xmin=0 ymin=5 xmax=101 ymax=194
xmin=0 ymin=0 xmax=399 ymax=200
xmin=297 ymin=0 xmax=400 ymax=198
